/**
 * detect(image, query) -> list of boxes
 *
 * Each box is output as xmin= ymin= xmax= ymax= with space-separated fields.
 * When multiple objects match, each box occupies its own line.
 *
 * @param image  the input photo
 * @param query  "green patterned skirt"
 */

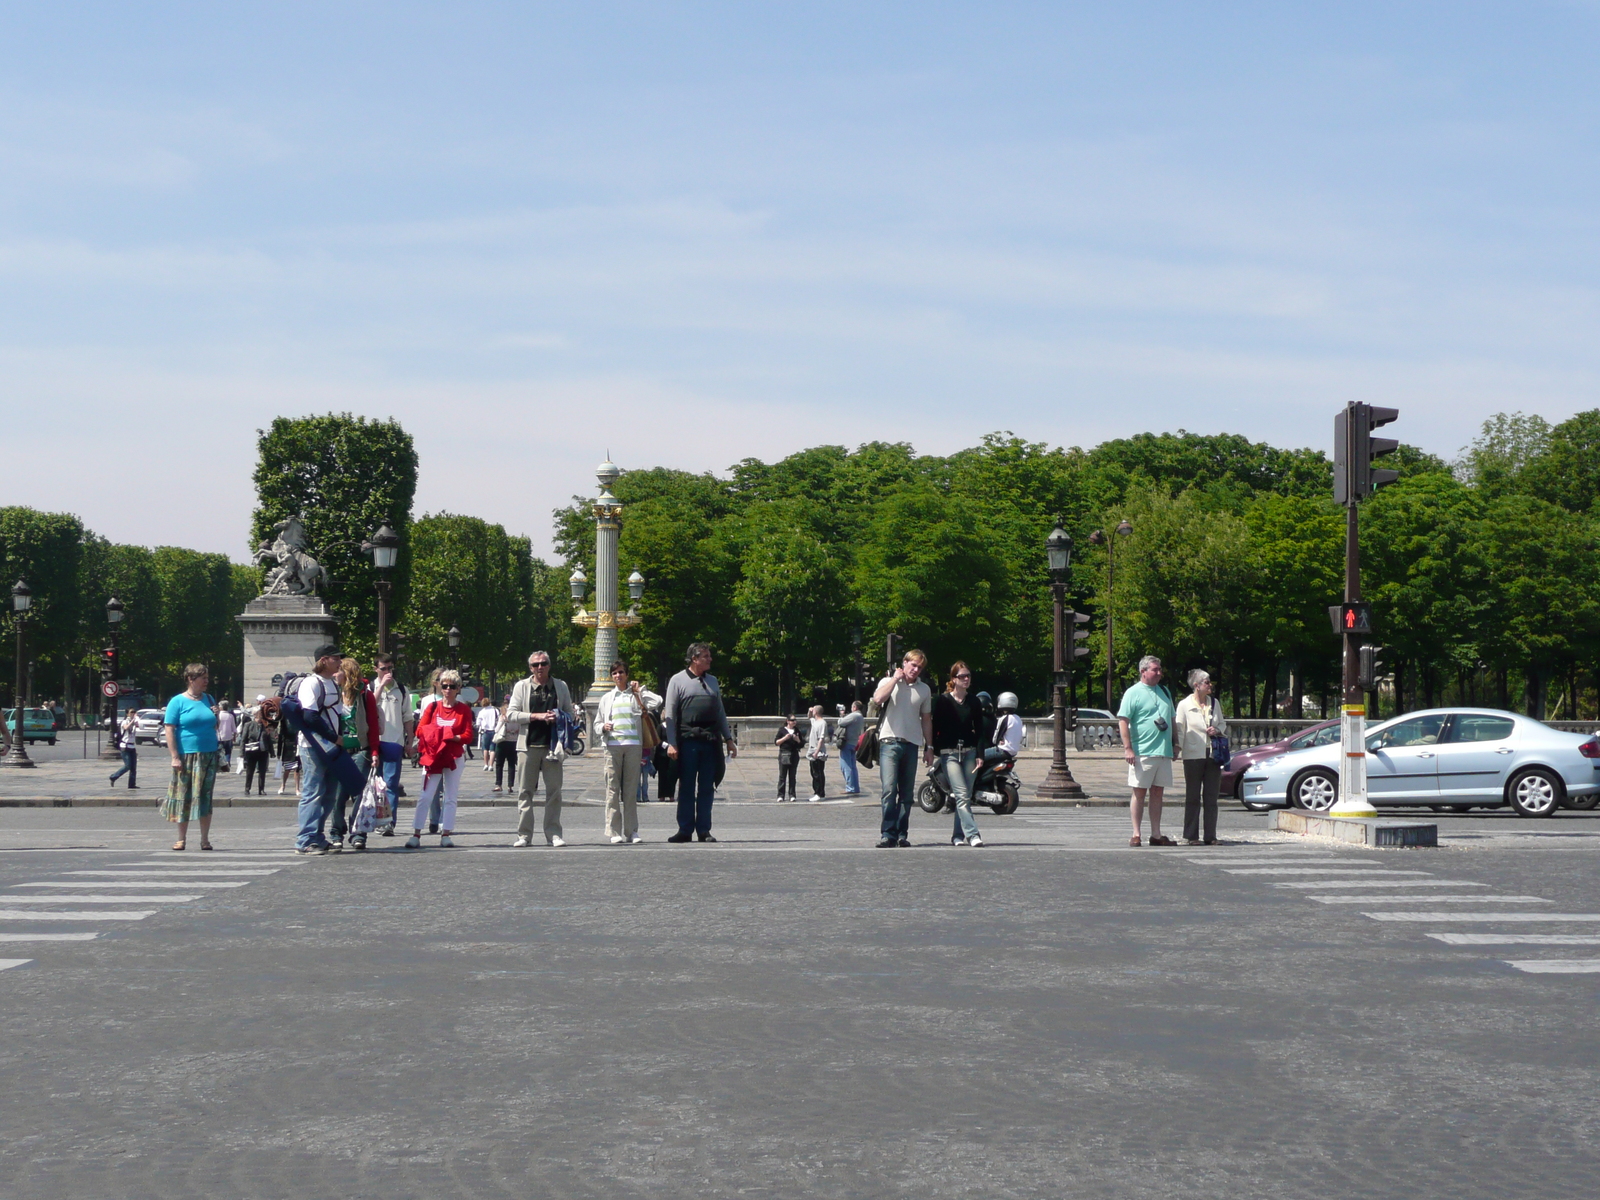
xmin=163 ymin=751 xmax=218 ymax=823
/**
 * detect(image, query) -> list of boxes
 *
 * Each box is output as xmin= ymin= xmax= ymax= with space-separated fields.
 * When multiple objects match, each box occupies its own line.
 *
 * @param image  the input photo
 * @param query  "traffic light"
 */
xmin=886 ymin=632 xmax=902 ymax=669
xmin=1334 ymin=402 xmax=1401 ymax=504
xmin=1328 ymin=602 xmax=1373 ymax=635
xmin=1071 ymin=611 xmax=1091 ymax=659
xmin=100 ymin=647 xmax=115 ymax=677
xmin=1358 ymin=644 xmax=1382 ymax=691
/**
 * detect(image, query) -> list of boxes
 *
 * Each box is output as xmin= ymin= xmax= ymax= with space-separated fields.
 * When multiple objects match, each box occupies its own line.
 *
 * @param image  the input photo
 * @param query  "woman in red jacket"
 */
xmin=408 ymin=670 xmax=472 ymax=848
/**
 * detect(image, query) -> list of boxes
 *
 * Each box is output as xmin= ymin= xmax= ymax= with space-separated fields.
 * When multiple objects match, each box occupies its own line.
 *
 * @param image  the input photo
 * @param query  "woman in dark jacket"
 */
xmin=237 ymin=709 xmax=272 ymax=796
xmin=774 ymin=715 xmax=803 ymax=801
xmin=931 ymin=661 xmax=990 ymax=847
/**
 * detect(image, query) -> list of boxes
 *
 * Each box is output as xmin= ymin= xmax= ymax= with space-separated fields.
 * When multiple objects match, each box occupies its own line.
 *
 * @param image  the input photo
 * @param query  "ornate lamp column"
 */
xmin=99 ymin=596 xmax=125 ymax=760
xmin=1036 ymin=521 xmax=1085 ymax=800
xmin=3 ymin=579 xmax=34 ymax=768
xmin=571 ymin=457 xmax=646 ymax=709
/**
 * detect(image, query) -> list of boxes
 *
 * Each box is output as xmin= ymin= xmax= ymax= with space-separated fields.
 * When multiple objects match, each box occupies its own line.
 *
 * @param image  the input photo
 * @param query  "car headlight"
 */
xmin=1258 ymin=756 xmax=1284 ymax=768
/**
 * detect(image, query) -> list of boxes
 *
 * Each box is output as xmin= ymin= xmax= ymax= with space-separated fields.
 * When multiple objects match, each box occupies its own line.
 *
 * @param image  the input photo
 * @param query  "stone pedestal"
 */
xmin=238 ymin=596 xmax=339 ymax=702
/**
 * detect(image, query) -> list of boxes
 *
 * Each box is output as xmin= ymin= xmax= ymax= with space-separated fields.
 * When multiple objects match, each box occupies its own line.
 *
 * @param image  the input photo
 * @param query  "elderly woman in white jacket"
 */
xmin=1174 ymin=668 xmax=1228 ymax=845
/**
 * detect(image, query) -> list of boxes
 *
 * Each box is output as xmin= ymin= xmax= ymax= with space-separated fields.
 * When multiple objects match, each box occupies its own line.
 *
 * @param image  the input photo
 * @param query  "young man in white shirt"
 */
xmin=295 ymin=643 xmax=347 ymax=854
xmin=370 ymin=652 xmax=412 ymax=836
xmin=805 ymin=704 xmax=830 ymax=801
xmin=871 ymin=649 xmax=935 ymax=848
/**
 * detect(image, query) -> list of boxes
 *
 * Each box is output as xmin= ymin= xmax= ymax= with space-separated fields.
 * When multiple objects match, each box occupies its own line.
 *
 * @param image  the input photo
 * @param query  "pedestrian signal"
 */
xmin=1328 ymin=602 xmax=1373 ymax=635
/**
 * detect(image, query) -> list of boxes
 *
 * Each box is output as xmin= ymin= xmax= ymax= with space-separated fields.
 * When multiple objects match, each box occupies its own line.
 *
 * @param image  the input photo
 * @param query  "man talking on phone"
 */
xmin=871 ymin=649 xmax=935 ymax=848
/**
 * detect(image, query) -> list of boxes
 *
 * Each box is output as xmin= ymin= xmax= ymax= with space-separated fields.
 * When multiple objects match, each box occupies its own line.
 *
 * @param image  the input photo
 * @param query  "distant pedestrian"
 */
xmin=215 ymin=700 xmax=237 ymax=769
xmin=272 ymin=707 xmax=300 ymax=797
xmin=1175 ymin=668 xmax=1228 ymax=846
xmin=1118 ymin=655 xmax=1176 ymax=847
xmin=932 ymin=661 xmax=989 ymax=846
xmin=492 ymin=698 xmax=519 ymax=794
xmin=162 ymin=663 xmax=220 ymax=851
xmin=836 ymin=701 xmax=864 ymax=795
xmin=475 ymin=696 xmax=499 ymax=773
xmin=294 ymin=643 xmax=347 ymax=854
xmin=508 ymin=651 xmax=582 ymax=847
xmin=370 ymin=652 xmax=412 ymax=835
xmin=871 ymin=649 xmax=935 ymax=848
xmin=108 ymin=708 xmax=139 ymax=790
xmin=805 ymin=705 xmax=830 ymax=802
xmin=662 ymin=642 xmax=737 ymax=843
xmin=774 ymin=715 xmax=802 ymax=801
xmin=597 ymin=658 xmax=657 ymax=844
xmin=330 ymin=658 xmax=379 ymax=851
xmin=409 ymin=670 xmax=471 ymax=848
xmin=237 ymin=706 xmax=270 ymax=795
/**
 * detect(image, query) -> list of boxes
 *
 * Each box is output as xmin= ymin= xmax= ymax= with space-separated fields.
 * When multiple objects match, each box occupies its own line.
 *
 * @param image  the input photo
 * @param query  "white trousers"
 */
xmin=415 ymin=758 xmax=464 ymax=832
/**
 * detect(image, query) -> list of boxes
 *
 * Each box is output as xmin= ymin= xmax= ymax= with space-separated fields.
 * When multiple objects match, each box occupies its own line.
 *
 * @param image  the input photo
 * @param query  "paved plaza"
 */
xmin=3 ymin=742 xmax=1600 ymax=1198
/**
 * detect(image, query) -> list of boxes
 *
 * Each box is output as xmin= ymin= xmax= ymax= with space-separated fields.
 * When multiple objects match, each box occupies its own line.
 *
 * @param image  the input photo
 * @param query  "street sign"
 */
xmin=100 ymin=679 xmax=120 ymax=698
xmin=271 ymin=673 xmax=284 ymax=687
xmin=1328 ymin=602 xmax=1372 ymax=635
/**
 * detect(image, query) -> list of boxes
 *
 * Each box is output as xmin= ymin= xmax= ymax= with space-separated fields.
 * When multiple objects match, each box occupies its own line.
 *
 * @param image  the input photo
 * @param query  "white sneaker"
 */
xmin=628 ymin=833 xmax=644 ymax=844
xmin=776 ymin=794 xmax=786 ymax=802
xmin=550 ymin=835 xmax=567 ymax=847
xmin=808 ymin=796 xmax=821 ymax=803
xmin=952 ymin=836 xmax=967 ymax=847
xmin=512 ymin=836 xmax=532 ymax=848
xmin=610 ymin=835 xmax=625 ymax=844
xmin=967 ymin=836 xmax=984 ymax=847
xmin=404 ymin=835 xmax=421 ymax=849
xmin=439 ymin=834 xmax=454 ymax=848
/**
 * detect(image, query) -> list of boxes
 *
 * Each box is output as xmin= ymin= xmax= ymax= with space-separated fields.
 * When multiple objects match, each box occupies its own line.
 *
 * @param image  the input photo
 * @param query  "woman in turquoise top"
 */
xmin=162 ymin=663 xmax=220 ymax=850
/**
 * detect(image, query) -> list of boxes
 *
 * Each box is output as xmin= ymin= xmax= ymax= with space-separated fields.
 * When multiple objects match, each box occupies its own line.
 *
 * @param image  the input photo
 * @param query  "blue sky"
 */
xmin=3 ymin=2 xmax=1597 ymax=559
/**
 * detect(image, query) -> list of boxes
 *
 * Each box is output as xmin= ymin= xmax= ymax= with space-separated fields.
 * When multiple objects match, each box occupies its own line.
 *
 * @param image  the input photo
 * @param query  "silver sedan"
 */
xmin=1238 ymin=708 xmax=1600 ymax=817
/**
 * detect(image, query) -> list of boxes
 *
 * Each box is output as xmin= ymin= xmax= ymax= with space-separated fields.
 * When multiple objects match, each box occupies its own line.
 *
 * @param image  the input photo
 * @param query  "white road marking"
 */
xmin=1306 ymin=895 xmax=1549 ymax=905
xmin=1364 ymin=913 xmax=1600 ymax=922
xmin=1429 ymin=933 xmax=1600 ymax=945
xmin=1504 ymin=960 xmax=1600 ymax=974
xmin=1224 ymin=868 xmax=1434 ymax=876
xmin=64 ymin=869 xmax=278 ymax=877
xmin=0 ymin=910 xmax=156 ymax=921
xmin=0 ymin=959 xmax=33 ymax=971
xmin=0 ymin=895 xmax=202 ymax=903
xmin=15 ymin=881 xmax=247 ymax=889
xmin=0 ymin=932 xmax=99 ymax=942
xmin=1271 ymin=879 xmax=1486 ymax=889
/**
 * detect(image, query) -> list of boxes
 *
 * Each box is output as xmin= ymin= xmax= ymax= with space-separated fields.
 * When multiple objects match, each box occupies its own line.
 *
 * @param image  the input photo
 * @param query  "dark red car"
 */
xmin=1224 ymin=718 xmax=1340 ymax=808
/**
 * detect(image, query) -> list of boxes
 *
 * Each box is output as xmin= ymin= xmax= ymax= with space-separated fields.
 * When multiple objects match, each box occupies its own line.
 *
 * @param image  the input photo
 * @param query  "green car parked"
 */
xmin=1 ymin=708 xmax=57 ymax=746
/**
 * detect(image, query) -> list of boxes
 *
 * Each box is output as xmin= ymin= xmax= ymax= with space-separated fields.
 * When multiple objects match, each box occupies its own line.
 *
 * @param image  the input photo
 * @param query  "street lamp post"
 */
xmin=100 ymin=596 xmax=125 ymax=761
xmin=850 ymin=624 xmax=863 ymax=707
xmin=1087 ymin=519 xmax=1133 ymax=710
xmin=360 ymin=522 xmax=400 ymax=654
xmin=569 ymin=457 xmax=648 ymax=713
xmin=448 ymin=625 xmax=461 ymax=672
xmin=1036 ymin=522 xmax=1085 ymax=800
xmin=3 ymin=580 xmax=34 ymax=768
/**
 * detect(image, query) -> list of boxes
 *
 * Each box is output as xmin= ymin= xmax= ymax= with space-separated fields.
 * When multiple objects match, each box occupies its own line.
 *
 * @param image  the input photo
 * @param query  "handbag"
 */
xmin=640 ymin=707 xmax=660 ymax=753
xmin=1208 ymin=698 xmax=1231 ymax=767
xmin=854 ymin=722 xmax=880 ymax=769
xmin=351 ymin=764 xmax=390 ymax=836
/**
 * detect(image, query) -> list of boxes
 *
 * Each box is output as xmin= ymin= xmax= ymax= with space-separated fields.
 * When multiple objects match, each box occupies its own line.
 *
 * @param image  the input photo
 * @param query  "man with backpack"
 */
xmin=1118 ymin=655 xmax=1176 ymax=848
xmin=507 ymin=650 xmax=582 ymax=847
xmin=836 ymin=700 xmax=864 ymax=796
xmin=293 ymin=644 xmax=347 ymax=854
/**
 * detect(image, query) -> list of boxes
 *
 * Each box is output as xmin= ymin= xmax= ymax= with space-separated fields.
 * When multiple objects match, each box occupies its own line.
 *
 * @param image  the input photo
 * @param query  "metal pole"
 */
xmin=99 ymin=625 xmax=122 ymax=760
xmin=1104 ymin=540 xmax=1115 ymax=711
xmin=1331 ymin=412 xmax=1373 ymax=817
xmin=375 ymin=578 xmax=391 ymax=655
xmin=3 ymin=615 xmax=33 ymax=767
xmin=1037 ymin=579 xmax=1085 ymax=800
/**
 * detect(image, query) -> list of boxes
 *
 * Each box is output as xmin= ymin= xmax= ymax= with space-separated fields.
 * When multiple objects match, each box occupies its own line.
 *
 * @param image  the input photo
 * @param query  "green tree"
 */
xmin=1523 ymin=409 xmax=1600 ymax=514
xmin=251 ymin=414 xmax=418 ymax=659
xmin=0 ymin=507 xmax=87 ymax=705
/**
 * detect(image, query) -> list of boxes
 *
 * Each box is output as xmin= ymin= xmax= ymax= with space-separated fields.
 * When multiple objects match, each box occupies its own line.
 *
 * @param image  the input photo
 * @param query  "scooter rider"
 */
xmin=986 ymin=692 xmax=1023 ymax=764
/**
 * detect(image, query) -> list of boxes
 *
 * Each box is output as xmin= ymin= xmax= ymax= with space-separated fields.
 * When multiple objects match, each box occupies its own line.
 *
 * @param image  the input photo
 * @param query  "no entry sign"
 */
xmin=101 ymin=680 xmax=120 ymax=698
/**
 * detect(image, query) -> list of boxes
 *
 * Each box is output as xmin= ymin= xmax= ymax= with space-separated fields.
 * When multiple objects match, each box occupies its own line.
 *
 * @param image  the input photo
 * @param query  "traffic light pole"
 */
xmin=1036 ymin=578 xmax=1085 ymax=800
xmin=1331 ymin=411 xmax=1376 ymax=818
xmin=99 ymin=629 xmax=122 ymax=761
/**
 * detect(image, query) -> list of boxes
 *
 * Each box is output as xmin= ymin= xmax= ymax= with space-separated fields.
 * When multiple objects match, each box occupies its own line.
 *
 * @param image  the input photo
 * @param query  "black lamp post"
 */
xmin=850 ymin=623 xmax=863 ymax=707
xmin=3 ymin=580 xmax=34 ymax=768
xmin=1088 ymin=519 xmax=1133 ymax=710
xmin=448 ymin=625 xmax=462 ymax=672
xmin=1036 ymin=522 xmax=1084 ymax=800
xmin=360 ymin=522 xmax=400 ymax=654
xmin=100 ymin=596 xmax=125 ymax=761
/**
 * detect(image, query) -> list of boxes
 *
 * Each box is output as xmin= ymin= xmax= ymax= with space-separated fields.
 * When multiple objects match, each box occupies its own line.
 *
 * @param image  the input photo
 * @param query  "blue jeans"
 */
xmin=296 ymin=737 xmax=336 ymax=849
xmin=676 ymin=738 xmax=718 ymax=838
xmin=378 ymin=742 xmax=404 ymax=813
xmin=943 ymin=748 xmax=981 ymax=842
xmin=109 ymin=746 xmax=137 ymax=787
xmin=838 ymin=741 xmax=860 ymax=794
xmin=878 ymin=739 xmax=920 ymax=841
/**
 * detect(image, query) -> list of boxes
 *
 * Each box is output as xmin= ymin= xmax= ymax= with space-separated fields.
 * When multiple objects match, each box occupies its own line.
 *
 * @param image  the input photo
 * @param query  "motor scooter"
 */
xmin=917 ymin=749 xmax=1021 ymax=815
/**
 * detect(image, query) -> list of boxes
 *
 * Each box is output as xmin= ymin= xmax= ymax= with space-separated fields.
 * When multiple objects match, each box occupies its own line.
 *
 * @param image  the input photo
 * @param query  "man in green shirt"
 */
xmin=1117 ymin=655 xmax=1176 ymax=847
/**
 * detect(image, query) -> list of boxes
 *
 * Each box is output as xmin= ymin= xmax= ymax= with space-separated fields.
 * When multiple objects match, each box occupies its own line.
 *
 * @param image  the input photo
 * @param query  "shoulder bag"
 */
xmin=1208 ymin=698 xmax=1231 ymax=767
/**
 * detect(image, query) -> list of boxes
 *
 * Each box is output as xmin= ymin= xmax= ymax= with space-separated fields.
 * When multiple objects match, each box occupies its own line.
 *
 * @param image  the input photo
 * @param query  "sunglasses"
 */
xmin=441 ymin=684 xmax=460 ymax=690
xmin=531 ymin=662 xmax=550 ymax=669
xmin=955 ymin=673 xmax=972 ymax=680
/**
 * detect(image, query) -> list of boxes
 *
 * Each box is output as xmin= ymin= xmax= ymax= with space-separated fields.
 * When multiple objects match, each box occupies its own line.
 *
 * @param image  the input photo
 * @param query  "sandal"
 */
xmin=1129 ymin=835 xmax=1142 ymax=847
xmin=200 ymin=843 xmax=214 ymax=851
xmin=171 ymin=842 xmax=185 ymax=851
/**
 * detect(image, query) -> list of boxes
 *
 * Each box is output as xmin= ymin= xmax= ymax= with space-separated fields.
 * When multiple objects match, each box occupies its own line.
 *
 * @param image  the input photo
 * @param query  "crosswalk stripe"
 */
xmin=1429 ymin=933 xmax=1600 ymax=945
xmin=1307 ymin=895 xmax=1547 ymax=905
xmin=1504 ymin=960 xmax=1600 ymax=974
xmin=0 ymin=932 xmax=98 ymax=942
xmin=1224 ymin=868 xmax=1434 ymax=876
xmin=1364 ymin=912 xmax=1600 ymax=922
xmin=66 ymin=869 xmax=278 ymax=877
xmin=0 ymin=895 xmax=202 ymax=903
xmin=0 ymin=959 xmax=32 ymax=971
xmin=0 ymin=910 xmax=156 ymax=920
xmin=15 ymin=881 xmax=247 ymax=889
xmin=1271 ymin=879 xmax=1485 ymax=889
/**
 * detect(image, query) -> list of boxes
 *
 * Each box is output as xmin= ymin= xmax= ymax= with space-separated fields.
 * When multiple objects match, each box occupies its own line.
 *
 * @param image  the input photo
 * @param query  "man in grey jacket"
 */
xmin=662 ymin=642 xmax=737 ymax=842
xmin=506 ymin=650 xmax=582 ymax=847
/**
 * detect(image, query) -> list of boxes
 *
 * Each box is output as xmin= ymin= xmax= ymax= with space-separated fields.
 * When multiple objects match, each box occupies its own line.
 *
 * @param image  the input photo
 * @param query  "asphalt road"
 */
xmin=2 ymin=771 xmax=1600 ymax=1198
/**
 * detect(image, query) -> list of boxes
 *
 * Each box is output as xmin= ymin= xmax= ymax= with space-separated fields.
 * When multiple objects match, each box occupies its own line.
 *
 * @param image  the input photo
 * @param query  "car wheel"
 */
xmin=1566 ymin=794 xmax=1600 ymax=811
xmin=1508 ymin=768 xmax=1564 ymax=818
xmin=1289 ymin=768 xmax=1338 ymax=812
xmin=47 ymin=738 xmax=55 ymax=746
xmin=1239 ymin=798 xmax=1273 ymax=813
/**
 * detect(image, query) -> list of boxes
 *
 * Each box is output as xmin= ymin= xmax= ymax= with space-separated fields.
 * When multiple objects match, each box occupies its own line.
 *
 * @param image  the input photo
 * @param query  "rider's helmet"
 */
xmin=996 ymin=692 xmax=1019 ymax=712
